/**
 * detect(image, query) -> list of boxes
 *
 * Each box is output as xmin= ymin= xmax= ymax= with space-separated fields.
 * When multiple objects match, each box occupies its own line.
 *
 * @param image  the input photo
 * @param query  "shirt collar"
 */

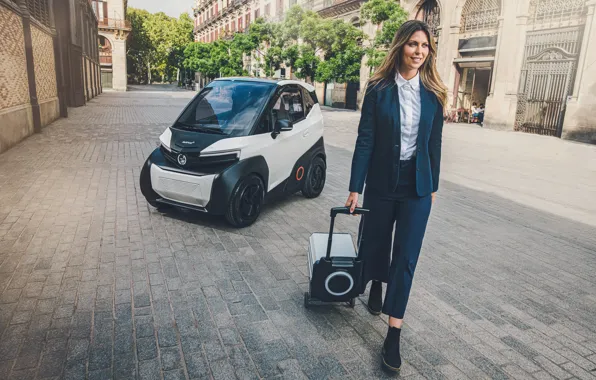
xmin=395 ymin=71 xmax=420 ymax=89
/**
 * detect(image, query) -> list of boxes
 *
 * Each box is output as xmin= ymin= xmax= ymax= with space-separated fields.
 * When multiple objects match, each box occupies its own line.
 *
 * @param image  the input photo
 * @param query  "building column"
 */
xmin=481 ymin=0 xmax=529 ymax=130
xmin=52 ymin=0 xmax=68 ymax=117
xmin=436 ymin=22 xmax=461 ymax=109
xmin=562 ymin=0 xmax=596 ymax=140
xmin=111 ymin=33 xmax=128 ymax=91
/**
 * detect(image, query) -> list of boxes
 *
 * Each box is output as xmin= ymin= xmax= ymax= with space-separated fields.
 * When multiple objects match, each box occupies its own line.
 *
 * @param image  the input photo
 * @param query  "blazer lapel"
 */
xmin=418 ymin=79 xmax=435 ymax=144
xmin=390 ymin=82 xmax=400 ymax=142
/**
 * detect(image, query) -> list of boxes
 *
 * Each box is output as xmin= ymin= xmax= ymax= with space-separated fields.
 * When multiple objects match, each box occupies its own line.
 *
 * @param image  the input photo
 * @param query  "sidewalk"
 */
xmin=323 ymin=109 xmax=596 ymax=228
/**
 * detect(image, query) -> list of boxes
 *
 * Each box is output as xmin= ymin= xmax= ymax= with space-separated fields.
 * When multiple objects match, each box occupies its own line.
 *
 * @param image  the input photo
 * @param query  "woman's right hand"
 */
xmin=345 ymin=192 xmax=360 ymax=215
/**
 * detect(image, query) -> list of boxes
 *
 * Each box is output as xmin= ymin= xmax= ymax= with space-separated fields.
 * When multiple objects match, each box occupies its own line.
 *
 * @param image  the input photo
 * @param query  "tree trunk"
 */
xmin=147 ymin=61 xmax=152 ymax=84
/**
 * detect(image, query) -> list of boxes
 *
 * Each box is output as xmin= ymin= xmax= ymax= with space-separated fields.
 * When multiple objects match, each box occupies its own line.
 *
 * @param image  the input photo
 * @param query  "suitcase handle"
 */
xmin=326 ymin=207 xmax=369 ymax=260
xmin=330 ymin=206 xmax=369 ymax=217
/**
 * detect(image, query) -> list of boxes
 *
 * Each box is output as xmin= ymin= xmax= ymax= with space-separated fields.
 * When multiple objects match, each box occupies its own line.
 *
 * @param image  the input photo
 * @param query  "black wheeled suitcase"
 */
xmin=304 ymin=206 xmax=369 ymax=308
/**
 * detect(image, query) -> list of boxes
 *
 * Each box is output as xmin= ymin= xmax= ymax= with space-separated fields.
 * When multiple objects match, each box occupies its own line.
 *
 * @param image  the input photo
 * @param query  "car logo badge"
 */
xmin=177 ymin=154 xmax=187 ymax=166
xmin=182 ymin=141 xmax=195 ymax=144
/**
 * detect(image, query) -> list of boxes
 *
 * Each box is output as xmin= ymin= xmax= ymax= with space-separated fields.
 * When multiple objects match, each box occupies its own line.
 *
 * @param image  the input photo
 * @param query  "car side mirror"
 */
xmin=271 ymin=119 xmax=293 ymax=139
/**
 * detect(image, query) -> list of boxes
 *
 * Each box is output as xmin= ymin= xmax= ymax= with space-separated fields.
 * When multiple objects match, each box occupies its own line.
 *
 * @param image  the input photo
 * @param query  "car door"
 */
xmin=242 ymin=86 xmax=307 ymax=191
xmin=267 ymin=86 xmax=310 ymax=190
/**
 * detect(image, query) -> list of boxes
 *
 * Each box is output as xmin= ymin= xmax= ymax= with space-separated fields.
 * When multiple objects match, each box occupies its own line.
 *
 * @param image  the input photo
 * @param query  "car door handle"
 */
xmin=303 ymin=130 xmax=310 ymax=137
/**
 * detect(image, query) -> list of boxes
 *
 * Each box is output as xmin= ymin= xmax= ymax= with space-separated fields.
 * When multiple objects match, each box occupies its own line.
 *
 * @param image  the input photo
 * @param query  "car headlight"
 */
xmin=199 ymin=149 xmax=240 ymax=159
xmin=159 ymin=128 xmax=172 ymax=151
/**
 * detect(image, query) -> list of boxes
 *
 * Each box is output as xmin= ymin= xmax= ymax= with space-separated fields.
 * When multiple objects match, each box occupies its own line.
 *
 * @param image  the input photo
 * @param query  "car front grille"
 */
xmin=160 ymin=146 xmax=238 ymax=174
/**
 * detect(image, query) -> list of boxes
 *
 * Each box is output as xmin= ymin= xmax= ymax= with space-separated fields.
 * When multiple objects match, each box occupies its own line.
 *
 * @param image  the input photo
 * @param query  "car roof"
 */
xmin=213 ymin=77 xmax=316 ymax=92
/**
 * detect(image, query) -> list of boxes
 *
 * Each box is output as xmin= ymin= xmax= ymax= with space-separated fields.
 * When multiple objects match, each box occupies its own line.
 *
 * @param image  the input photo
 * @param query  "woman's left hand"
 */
xmin=431 ymin=192 xmax=436 ymax=203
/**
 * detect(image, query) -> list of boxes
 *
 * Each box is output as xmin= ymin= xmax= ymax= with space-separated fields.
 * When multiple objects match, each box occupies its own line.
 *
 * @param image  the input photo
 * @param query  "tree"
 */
xmin=313 ymin=19 xmax=364 ymax=84
xmin=183 ymin=42 xmax=216 ymax=78
xmin=127 ymin=8 xmax=153 ymax=84
xmin=126 ymin=8 xmax=194 ymax=84
xmin=361 ymin=0 xmax=408 ymax=71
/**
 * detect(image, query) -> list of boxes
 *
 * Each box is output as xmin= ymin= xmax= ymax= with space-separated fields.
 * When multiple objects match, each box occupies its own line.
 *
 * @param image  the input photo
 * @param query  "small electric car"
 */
xmin=140 ymin=77 xmax=326 ymax=227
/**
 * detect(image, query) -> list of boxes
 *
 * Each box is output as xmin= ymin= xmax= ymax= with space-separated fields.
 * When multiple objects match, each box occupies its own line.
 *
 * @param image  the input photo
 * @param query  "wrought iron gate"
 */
xmin=515 ymin=0 xmax=586 ymax=137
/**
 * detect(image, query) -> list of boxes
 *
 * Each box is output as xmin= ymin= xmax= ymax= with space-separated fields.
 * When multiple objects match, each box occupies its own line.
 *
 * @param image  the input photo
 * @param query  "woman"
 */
xmin=345 ymin=20 xmax=447 ymax=373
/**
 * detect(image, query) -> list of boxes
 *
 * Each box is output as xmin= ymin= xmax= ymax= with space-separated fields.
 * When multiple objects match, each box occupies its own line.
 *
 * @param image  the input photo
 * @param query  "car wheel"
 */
xmin=302 ymin=156 xmax=326 ymax=198
xmin=225 ymin=174 xmax=265 ymax=228
xmin=140 ymin=162 xmax=169 ymax=211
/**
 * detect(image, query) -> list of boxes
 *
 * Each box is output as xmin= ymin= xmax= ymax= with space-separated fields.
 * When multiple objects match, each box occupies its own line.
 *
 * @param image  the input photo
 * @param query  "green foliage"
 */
xmin=127 ymin=8 xmax=152 ymax=84
xmin=126 ymin=8 xmax=194 ymax=84
xmin=183 ymin=42 xmax=215 ymax=77
xmin=181 ymin=4 xmax=365 ymax=84
xmin=374 ymin=7 xmax=408 ymax=47
xmin=364 ymin=47 xmax=387 ymax=69
xmin=360 ymin=0 xmax=408 ymax=71
xmin=316 ymin=43 xmax=364 ymax=83
xmin=361 ymin=0 xmax=402 ymax=25
xmin=293 ymin=46 xmax=320 ymax=81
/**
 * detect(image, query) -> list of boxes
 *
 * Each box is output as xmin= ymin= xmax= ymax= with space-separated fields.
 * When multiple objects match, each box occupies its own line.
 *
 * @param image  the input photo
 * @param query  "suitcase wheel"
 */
xmin=349 ymin=298 xmax=356 ymax=308
xmin=304 ymin=292 xmax=311 ymax=309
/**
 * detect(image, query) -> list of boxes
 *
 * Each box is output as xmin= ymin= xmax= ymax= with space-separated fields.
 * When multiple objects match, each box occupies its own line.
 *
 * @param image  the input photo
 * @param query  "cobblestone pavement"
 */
xmin=0 ymin=86 xmax=595 ymax=380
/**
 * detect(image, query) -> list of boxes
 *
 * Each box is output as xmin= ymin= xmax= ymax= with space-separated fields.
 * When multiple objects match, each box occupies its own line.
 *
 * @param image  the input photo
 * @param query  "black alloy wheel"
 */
xmin=302 ymin=156 xmax=326 ymax=198
xmin=225 ymin=174 xmax=265 ymax=227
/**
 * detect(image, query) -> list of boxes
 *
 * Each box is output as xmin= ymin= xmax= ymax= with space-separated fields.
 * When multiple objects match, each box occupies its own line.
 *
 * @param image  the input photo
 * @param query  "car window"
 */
xmin=271 ymin=87 xmax=304 ymax=124
xmin=176 ymin=81 xmax=275 ymax=137
xmin=302 ymin=88 xmax=315 ymax=117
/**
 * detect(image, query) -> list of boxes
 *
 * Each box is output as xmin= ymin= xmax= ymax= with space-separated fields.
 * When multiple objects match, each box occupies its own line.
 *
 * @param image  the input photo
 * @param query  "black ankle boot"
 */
xmin=382 ymin=326 xmax=401 ymax=373
xmin=366 ymin=281 xmax=382 ymax=315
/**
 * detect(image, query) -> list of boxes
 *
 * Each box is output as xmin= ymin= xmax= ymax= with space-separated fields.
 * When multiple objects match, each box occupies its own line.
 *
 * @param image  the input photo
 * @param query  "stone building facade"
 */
xmin=93 ymin=0 xmax=130 ymax=91
xmin=404 ymin=0 xmax=596 ymax=141
xmin=192 ymin=0 xmax=596 ymax=140
xmin=194 ymin=0 xmax=289 ymax=44
xmin=0 ymin=0 xmax=101 ymax=154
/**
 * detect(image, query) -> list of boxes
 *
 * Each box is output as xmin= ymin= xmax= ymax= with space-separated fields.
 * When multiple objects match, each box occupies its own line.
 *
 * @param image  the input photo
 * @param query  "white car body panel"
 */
xmin=150 ymin=164 xmax=215 ymax=207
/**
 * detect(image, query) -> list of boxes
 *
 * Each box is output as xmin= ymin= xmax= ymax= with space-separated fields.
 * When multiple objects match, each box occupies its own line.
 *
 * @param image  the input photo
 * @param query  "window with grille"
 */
xmin=528 ymin=0 xmax=586 ymax=25
xmin=265 ymin=4 xmax=270 ymax=16
xmin=255 ymin=9 xmax=260 ymax=19
xmin=460 ymin=0 xmax=501 ymax=34
xmin=27 ymin=0 xmax=52 ymax=28
xmin=416 ymin=0 xmax=440 ymax=38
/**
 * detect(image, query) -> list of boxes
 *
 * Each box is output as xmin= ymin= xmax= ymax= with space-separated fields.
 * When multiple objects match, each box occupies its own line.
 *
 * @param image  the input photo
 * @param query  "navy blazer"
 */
xmin=349 ymin=78 xmax=444 ymax=196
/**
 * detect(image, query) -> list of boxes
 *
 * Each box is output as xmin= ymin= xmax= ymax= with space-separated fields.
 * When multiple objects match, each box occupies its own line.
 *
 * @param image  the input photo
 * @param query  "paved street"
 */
xmin=0 ymin=85 xmax=595 ymax=380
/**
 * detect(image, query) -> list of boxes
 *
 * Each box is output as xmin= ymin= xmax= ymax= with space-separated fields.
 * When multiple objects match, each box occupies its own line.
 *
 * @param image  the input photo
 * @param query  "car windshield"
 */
xmin=175 ymin=81 xmax=275 ymax=136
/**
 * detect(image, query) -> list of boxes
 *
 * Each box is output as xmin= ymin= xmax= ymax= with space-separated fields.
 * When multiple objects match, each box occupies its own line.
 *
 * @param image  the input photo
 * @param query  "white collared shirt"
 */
xmin=395 ymin=72 xmax=421 ymax=160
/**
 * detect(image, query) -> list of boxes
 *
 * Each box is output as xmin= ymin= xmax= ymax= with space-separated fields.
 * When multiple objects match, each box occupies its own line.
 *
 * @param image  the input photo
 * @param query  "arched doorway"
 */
xmin=514 ymin=0 xmax=587 ymax=137
xmin=98 ymin=35 xmax=113 ymax=89
xmin=416 ymin=0 xmax=441 ymax=41
xmin=452 ymin=0 xmax=501 ymax=122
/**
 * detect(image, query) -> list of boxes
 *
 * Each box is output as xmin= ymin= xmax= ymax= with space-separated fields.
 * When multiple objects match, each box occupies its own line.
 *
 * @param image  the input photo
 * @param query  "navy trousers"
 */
xmin=358 ymin=159 xmax=432 ymax=319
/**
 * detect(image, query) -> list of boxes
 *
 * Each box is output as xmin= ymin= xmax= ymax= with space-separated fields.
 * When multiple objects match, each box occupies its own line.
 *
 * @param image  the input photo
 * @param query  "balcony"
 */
xmin=98 ymin=18 xmax=132 ymax=31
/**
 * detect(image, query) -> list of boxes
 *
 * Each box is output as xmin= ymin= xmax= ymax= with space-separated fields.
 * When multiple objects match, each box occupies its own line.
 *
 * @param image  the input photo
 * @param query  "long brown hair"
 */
xmin=369 ymin=20 xmax=448 ymax=108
